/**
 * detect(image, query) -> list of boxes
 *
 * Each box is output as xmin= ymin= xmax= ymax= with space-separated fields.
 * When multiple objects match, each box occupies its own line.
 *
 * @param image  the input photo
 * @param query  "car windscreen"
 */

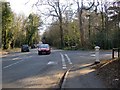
xmin=39 ymin=44 xmax=49 ymax=48
xmin=22 ymin=45 xmax=28 ymax=48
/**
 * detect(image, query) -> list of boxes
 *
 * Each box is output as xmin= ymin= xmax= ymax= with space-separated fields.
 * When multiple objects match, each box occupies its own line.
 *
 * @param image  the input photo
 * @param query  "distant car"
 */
xmin=21 ymin=45 xmax=30 ymax=52
xmin=31 ymin=44 xmax=37 ymax=49
xmin=38 ymin=44 xmax=51 ymax=55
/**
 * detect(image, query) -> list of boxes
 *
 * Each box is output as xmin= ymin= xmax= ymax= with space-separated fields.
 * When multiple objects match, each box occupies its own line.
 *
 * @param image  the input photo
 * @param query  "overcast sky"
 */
xmin=6 ymin=0 xmax=38 ymax=16
xmin=7 ymin=0 xmax=114 ymax=16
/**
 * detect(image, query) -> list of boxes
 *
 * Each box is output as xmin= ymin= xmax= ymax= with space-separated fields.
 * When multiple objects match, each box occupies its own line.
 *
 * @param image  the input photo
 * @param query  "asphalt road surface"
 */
xmin=2 ymin=48 xmax=112 ymax=88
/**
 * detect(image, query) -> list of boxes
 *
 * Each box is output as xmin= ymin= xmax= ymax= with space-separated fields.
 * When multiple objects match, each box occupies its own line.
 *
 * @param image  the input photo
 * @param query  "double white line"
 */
xmin=60 ymin=53 xmax=72 ymax=69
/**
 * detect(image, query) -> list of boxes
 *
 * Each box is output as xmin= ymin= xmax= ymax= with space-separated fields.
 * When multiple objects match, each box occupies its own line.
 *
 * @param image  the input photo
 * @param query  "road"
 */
xmin=2 ymin=48 xmax=112 ymax=88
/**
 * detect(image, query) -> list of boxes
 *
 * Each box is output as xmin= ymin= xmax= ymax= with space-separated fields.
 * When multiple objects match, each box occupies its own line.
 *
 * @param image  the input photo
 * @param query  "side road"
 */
xmin=61 ymin=63 xmax=109 ymax=88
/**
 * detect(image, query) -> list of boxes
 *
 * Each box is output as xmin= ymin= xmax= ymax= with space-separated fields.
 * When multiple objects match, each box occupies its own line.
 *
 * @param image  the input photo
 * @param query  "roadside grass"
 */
xmin=63 ymin=46 xmax=87 ymax=51
xmin=0 ymin=48 xmax=21 ymax=55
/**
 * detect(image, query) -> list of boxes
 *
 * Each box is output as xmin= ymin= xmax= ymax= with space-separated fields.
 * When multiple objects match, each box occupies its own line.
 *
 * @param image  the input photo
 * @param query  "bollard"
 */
xmin=94 ymin=46 xmax=100 ymax=64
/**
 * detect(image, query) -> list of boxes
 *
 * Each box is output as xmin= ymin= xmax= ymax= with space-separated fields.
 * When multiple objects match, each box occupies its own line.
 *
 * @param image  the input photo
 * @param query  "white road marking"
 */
xmin=47 ymin=61 xmax=57 ymax=65
xmin=12 ymin=57 xmax=21 ymax=60
xmin=64 ymin=54 xmax=72 ymax=65
xmin=60 ymin=53 xmax=67 ymax=69
xmin=3 ymin=60 xmax=24 ymax=69
xmin=91 ymin=54 xmax=96 ymax=57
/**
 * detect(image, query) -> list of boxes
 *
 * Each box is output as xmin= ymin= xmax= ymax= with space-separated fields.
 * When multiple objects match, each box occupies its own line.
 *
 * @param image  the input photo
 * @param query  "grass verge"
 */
xmin=0 ymin=48 xmax=21 ymax=55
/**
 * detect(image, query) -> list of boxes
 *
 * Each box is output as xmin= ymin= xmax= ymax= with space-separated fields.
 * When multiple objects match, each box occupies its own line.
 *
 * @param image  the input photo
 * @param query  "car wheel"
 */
xmin=47 ymin=52 xmax=50 ymax=55
xmin=38 ymin=52 xmax=41 ymax=55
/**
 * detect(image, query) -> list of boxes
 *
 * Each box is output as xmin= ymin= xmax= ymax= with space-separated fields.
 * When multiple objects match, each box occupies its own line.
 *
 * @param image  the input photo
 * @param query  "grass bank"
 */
xmin=0 ymin=48 xmax=21 ymax=55
xmin=93 ymin=58 xmax=120 ymax=88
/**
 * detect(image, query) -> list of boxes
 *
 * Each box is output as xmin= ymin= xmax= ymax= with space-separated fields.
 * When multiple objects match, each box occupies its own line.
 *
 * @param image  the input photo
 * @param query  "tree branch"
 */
xmin=24 ymin=0 xmax=31 ymax=5
xmin=47 ymin=1 xmax=59 ymax=17
xmin=83 ymin=2 xmax=95 ymax=10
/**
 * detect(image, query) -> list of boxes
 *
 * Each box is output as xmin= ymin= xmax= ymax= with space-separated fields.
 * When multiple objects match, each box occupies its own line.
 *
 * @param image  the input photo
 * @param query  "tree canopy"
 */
xmin=43 ymin=0 xmax=120 ymax=49
xmin=1 ymin=2 xmax=42 ymax=49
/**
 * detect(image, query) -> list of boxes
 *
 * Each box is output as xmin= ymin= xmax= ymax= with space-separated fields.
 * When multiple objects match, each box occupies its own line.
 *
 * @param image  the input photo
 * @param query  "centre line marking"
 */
xmin=64 ymin=54 xmax=72 ymax=65
xmin=3 ymin=60 xmax=24 ymax=69
xmin=60 ymin=53 xmax=67 ymax=69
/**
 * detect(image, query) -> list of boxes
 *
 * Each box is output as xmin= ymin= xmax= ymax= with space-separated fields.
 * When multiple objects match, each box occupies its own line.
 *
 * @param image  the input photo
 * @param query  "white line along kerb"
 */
xmin=64 ymin=54 xmax=72 ymax=65
xmin=60 ymin=53 xmax=67 ymax=69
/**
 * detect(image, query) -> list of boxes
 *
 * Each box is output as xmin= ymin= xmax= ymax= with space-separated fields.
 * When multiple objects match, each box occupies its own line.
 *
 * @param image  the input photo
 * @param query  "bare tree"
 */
xmin=32 ymin=0 xmax=73 ymax=48
xmin=76 ymin=0 xmax=95 ymax=47
xmin=26 ymin=0 xmax=97 ymax=48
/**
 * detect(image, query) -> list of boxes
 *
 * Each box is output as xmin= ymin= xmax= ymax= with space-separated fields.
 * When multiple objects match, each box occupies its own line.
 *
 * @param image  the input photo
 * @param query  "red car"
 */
xmin=38 ymin=44 xmax=51 ymax=55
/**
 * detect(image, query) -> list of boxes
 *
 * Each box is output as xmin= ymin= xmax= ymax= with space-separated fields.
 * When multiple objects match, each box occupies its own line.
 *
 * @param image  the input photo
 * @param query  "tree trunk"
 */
xmin=59 ymin=18 xmax=63 ymax=49
xmin=2 ymin=30 xmax=7 ymax=49
xmin=58 ymin=2 xmax=64 ymax=49
xmin=77 ymin=1 xmax=85 ymax=47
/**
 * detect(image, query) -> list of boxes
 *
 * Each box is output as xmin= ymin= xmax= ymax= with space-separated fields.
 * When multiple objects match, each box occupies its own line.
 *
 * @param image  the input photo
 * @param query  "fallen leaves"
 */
xmin=93 ymin=58 xmax=120 ymax=88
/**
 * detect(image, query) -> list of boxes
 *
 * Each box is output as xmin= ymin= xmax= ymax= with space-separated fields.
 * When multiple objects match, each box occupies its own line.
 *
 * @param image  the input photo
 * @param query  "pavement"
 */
xmin=61 ymin=63 xmax=108 ymax=88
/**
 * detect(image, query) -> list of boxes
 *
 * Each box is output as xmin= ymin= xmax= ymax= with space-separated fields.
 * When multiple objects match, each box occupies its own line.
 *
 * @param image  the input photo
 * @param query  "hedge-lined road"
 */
xmin=2 ymin=49 xmax=112 ymax=88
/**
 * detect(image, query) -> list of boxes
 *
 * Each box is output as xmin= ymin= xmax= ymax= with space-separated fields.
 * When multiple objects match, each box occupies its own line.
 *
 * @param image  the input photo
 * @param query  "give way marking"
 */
xmin=60 ymin=53 xmax=72 ymax=69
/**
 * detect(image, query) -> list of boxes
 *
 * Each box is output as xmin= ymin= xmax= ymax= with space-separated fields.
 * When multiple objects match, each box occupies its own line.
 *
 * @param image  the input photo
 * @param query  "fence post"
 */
xmin=112 ymin=48 xmax=114 ymax=59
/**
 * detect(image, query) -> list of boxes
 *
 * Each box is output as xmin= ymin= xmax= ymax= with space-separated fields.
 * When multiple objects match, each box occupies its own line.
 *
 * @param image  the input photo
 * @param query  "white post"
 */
xmin=95 ymin=46 xmax=100 ymax=64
